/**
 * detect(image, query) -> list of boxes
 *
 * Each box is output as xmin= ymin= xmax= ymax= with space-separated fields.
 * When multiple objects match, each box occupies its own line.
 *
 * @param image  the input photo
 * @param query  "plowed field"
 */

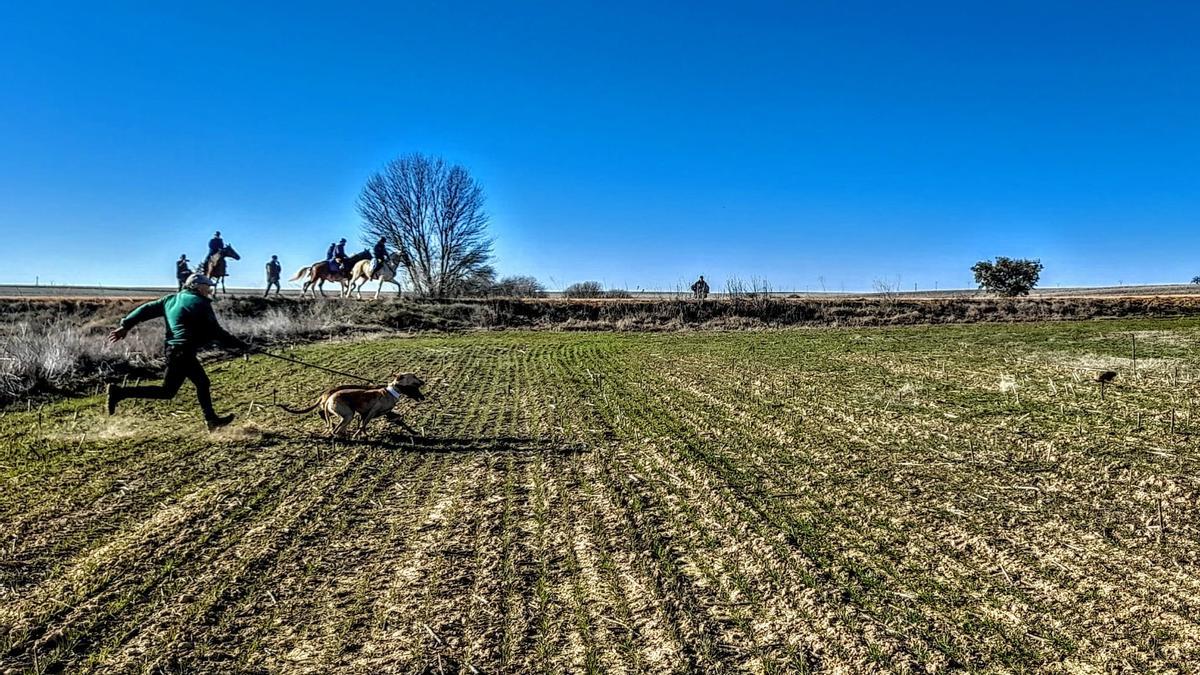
xmin=4 ymin=321 xmax=1200 ymax=672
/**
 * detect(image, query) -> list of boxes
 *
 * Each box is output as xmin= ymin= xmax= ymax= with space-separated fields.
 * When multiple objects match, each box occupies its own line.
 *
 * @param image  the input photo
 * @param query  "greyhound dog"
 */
xmin=280 ymin=373 xmax=425 ymax=438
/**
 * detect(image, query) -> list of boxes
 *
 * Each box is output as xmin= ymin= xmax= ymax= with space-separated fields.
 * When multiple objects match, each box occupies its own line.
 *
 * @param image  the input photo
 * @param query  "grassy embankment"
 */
xmin=6 ymin=293 xmax=1200 ymax=404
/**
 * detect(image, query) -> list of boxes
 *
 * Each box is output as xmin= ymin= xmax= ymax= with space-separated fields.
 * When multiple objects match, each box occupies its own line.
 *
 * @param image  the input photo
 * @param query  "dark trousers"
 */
xmin=117 ymin=346 xmax=216 ymax=419
xmin=265 ymin=278 xmax=280 ymax=296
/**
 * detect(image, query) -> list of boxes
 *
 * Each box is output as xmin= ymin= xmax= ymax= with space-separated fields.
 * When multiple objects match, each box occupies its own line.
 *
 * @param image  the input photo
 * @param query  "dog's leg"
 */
xmin=356 ymin=413 xmax=372 ymax=439
xmin=333 ymin=411 xmax=354 ymax=437
xmin=325 ymin=406 xmax=338 ymax=437
xmin=386 ymin=410 xmax=418 ymax=436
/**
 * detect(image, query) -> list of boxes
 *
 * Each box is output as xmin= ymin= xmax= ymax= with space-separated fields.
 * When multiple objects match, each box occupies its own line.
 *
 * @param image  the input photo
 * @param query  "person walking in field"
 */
xmin=265 ymin=255 xmax=282 ymax=296
xmin=175 ymin=254 xmax=191 ymax=291
xmin=691 ymin=275 xmax=710 ymax=299
xmin=104 ymin=273 xmax=249 ymax=431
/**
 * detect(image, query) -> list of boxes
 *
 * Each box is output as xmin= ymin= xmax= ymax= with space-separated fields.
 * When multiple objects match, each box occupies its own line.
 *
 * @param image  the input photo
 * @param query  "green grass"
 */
xmin=3 ymin=319 xmax=1200 ymax=672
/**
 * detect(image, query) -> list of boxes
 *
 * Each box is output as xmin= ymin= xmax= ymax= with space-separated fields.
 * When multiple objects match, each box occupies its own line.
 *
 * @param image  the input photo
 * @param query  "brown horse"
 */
xmin=290 ymin=250 xmax=370 ymax=298
xmin=203 ymin=245 xmax=240 ymax=294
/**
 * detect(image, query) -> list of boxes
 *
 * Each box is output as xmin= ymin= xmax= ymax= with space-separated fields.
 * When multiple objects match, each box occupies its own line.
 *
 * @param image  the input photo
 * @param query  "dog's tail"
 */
xmin=278 ymin=401 xmax=320 ymax=414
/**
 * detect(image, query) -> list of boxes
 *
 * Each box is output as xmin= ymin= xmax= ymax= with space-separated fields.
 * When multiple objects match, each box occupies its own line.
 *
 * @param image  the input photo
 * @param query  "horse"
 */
xmin=347 ymin=252 xmax=405 ymax=299
xmin=290 ymin=250 xmax=371 ymax=298
xmin=203 ymin=245 xmax=240 ymax=294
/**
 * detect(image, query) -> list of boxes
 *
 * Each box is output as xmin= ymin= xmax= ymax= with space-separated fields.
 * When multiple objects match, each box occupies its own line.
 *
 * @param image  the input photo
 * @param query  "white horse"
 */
xmin=347 ymin=252 xmax=405 ymax=299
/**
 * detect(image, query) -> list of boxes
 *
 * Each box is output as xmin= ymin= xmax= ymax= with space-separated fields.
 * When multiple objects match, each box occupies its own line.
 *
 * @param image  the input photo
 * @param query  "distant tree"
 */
xmin=563 ymin=281 xmax=604 ymax=298
xmin=971 ymin=257 xmax=1043 ymax=297
xmin=492 ymin=275 xmax=547 ymax=297
xmin=604 ymin=288 xmax=633 ymax=299
xmin=1192 ymin=276 xmax=1200 ymax=285
xmin=449 ymin=265 xmax=497 ymax=297
xmin=358 ymin=153 xmax=493 ymax=298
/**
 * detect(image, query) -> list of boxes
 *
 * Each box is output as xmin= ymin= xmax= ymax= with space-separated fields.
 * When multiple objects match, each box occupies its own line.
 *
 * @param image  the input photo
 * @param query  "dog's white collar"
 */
xmin=386 ymin=385 xmax=402 ymax=400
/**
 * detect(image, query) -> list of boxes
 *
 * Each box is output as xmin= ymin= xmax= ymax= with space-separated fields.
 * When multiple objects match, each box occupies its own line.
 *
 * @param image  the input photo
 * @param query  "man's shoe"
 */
xmin=205 ymin=413 xmax=235 ymax=431
xmin=106 ymin=385 xmax=120 ymax=416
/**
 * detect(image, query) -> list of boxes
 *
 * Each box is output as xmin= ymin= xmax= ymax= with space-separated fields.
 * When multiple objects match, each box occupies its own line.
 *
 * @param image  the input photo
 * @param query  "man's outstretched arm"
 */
xmin=108 ymin=296 xmax=168 ymax=343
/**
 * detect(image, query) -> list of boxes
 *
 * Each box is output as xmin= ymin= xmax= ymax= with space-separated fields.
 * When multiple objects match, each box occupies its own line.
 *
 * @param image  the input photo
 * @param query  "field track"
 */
xmin=3 ymin=322 xmax=1200 ymax=672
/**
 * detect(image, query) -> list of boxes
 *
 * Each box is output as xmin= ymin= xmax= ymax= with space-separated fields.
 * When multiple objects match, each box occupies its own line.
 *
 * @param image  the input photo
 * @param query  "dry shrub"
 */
xmin=0 ymin=320 xmax=160 ymax=399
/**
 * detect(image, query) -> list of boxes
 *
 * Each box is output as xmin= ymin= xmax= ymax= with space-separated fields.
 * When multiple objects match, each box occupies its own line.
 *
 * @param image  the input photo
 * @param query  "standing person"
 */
xmin=104 ymin=273 xmax=249 ymax=431
xmin=265 ymin=255 xmax=282 ymax=296
xmin=175 ymin=254 xmax=191 ymax=291
xmin=691 ymin=275 xmax=710 ymax=299
xmin=369 ymin=236 xmax=388 ymax=278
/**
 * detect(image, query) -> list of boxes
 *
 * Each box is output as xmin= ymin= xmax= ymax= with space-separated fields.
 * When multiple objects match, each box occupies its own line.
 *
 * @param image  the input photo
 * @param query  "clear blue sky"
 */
xmin=1 ymin=1 xmax=1197 ymax=291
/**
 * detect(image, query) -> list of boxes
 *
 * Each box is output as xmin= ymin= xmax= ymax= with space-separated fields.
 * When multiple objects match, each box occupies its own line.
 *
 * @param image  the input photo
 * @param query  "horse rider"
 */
xmin=205 ymin=230 xmax=225 ymax=272
xmin=691 ymin=275 xmax=710 ymax=299
xmin=105 ymin=272 xmax=249 ymax=431
xmin=208 ymin=231 xmax=224 ymax=257
xmin=176 ymin=254 xmax=191 ymax=291
xmin=326 ymin=238 xmax=347 ymax=274
xmin=265 ymin=255 xmax=282 ymax=297
xmin=369 ymin=236 xmax=389 ymax=278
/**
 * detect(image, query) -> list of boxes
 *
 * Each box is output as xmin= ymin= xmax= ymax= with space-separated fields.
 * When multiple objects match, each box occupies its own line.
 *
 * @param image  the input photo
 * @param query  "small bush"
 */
xmin=605 ymin=289 xmax=633 ymax=299
xmin=563 ymin=281 xmax=604 ymax=299
xmin=492 ymin=275 xmax=547 ymax=298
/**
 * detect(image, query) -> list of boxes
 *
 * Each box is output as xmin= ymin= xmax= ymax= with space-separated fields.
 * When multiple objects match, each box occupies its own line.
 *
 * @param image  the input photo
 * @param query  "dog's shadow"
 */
xmin=330 ymin=433 xmax=589 ymax=455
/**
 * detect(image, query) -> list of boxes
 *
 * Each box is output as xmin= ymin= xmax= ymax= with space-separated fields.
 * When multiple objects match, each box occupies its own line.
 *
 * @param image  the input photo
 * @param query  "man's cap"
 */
xmin=180 ymin=254 xmax=188 ymax=258
xmin=184 ymin=273 xmax=218 ymax=288
xmin=271 ymin=255 xmax=277 ymax=259
xmin=339 ymin=238 xmax=347 ymax=243
xmin=214 ymin=231 xmax=221 ymax=236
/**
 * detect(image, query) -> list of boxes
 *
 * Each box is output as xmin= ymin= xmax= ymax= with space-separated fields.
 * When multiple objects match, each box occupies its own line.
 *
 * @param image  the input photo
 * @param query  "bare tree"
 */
xmin=357 ymin=153 xmax=494 ymax=298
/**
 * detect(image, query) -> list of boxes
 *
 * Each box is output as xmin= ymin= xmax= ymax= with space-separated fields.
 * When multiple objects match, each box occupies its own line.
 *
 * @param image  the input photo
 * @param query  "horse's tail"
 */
xmin=289 ymin=266 xmax=310 ymax=282
xmin=278 ymin=400 xmax=320 ymax=414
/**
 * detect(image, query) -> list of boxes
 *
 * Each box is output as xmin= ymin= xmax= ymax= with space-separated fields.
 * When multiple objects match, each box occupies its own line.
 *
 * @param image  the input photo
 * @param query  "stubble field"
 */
xmin=3 ymin=320 xmax=1200 ymax=673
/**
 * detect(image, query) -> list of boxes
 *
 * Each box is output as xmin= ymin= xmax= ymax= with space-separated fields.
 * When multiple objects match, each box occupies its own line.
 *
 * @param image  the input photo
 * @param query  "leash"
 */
xmin=252 ymin=349 xmax=374 ymax=383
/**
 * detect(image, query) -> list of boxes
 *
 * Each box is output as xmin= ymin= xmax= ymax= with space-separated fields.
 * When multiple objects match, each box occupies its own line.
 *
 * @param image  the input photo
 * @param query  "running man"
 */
xmin=105 ymin=273 xmax=249 ymax=431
